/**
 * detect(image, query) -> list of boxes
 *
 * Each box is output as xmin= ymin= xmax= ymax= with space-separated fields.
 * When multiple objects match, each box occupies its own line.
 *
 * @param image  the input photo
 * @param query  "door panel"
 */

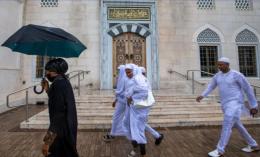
xmin=113 ymin=33 xmax=146 ymax=86
xmin=129 ymin=33 xmax=146 ymax=66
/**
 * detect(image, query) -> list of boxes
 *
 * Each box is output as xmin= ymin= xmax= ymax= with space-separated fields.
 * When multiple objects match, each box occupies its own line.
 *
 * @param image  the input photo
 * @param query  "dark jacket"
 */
xmin=47 ymin=75 xmax=78 ymax=157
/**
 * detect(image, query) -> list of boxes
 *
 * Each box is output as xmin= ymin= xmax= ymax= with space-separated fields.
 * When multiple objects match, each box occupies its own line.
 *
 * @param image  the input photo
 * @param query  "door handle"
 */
xmin=130 ymin=54 xmax=134 ymax=59
xmin=125 ymin=54 xmax=129 ymax=59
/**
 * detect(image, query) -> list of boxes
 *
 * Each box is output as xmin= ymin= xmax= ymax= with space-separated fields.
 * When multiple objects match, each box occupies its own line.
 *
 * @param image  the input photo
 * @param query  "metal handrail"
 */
xmin=251 ymin=85 xmax=260 ymax=96
xmin=186 ymin=70 xmax=260 ymax=96
xmin=6 ymin=69 xmax=90 ymax=122
xmin=6 ymin=70 xmax=90 ymax=108
xmin=168 ymin=69 xmax=187 ymax=79
xmin=186 ymin=70 xmax=214 ymax=94
xmin=187 ymin=70 xmax=214 ymax=80
xmin=68 ymin=70 xmax=90 ymax=96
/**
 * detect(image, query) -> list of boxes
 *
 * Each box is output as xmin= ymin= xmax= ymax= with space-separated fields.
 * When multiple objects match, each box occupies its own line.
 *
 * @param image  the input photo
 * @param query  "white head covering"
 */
xmin=115 ymin=65 xmax=126 ymax=95
xmin=140 ymin=67 xmax=146 ymax=73
xmin=125 ymin=63 xmax=138 ymax=76
xmin=117 ymin=64 xmax=125 ymax=70
xmin=125 ymin=64 xmax=134 ymax=70
xmin=218 ymin=57 xmax=230 ymax=64
xmin=134 ymin=67 xmax=148 ymax=88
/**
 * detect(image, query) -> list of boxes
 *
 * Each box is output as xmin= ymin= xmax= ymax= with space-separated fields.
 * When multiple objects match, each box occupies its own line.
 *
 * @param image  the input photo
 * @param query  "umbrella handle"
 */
xmin=33 ymin=78 xmax=45 ymax=94
xmin=33 ymin=85 xmax=44 ymax=94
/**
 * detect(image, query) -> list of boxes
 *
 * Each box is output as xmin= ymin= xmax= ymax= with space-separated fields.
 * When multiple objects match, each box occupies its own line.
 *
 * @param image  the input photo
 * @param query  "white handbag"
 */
xmin=134 ymin=91 xmax=155 ymax=108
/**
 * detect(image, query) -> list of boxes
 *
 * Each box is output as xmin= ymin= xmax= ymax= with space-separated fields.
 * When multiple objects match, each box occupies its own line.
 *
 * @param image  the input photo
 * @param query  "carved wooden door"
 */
xmin=113 ymin=33 xmax=146 ymax=86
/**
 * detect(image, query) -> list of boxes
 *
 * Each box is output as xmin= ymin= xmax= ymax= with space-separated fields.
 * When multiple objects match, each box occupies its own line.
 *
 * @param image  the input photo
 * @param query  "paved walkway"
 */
xmin=0 ymin=105 xmax=259 ymax=157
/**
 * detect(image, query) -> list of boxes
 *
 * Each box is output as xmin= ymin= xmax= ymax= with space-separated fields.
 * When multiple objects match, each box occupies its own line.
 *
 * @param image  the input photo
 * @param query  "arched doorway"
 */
xmin=113 ymin=32 xmax=146 ymax=86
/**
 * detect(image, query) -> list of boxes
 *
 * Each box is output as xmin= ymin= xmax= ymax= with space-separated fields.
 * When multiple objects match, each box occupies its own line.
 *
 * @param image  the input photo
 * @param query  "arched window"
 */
xmin=236 ymin=29 xmax=258 ymax=77
xmin=197 ymin=28 xmax=220 ymax=77
xmin=35 ymin=56 xmax=56 ymax=78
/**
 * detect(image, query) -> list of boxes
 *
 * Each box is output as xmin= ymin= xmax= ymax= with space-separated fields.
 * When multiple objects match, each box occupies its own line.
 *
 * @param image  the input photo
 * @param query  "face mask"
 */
xmin=46 ymin=74 xmax=55 ymax=82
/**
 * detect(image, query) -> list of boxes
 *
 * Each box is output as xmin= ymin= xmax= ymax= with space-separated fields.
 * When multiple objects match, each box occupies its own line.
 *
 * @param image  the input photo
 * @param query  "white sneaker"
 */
xmin=127 ymin=150 xmax=137 ymax=157
xmin=208 ymin=149 xmax=223 ymax=157
xmin=241 ymin=145 xmax=260 ymax=153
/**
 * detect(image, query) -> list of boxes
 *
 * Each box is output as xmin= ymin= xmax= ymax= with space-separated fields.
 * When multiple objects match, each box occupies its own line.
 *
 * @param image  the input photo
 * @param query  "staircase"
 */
xmin=20 ymin=90 xmax=260 ymax=129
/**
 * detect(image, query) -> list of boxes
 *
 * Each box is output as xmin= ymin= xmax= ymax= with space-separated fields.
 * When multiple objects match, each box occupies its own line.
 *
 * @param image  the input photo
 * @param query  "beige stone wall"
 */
xmin=0 ymin=0 xmax=23 ymax=109
xmin=22 ymin=0 xmax=100 ymax=89
xmin=2 ymin=0 xmax=260 ymax=93
xmin=157 ymin=0 xmax=260 ymax=88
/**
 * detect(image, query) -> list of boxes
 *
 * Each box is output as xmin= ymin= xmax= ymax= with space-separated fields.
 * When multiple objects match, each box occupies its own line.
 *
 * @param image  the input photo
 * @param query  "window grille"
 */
xmin=41 ymin=0 xmax=58 ymax=7
xmin=238 ymin=46 xmax=257 ymax=77
xmin=200 ymin=46 xmax=218 ymax=77
xmin=197 ymin=0 xmax=215 ymax=10
xmin=235 ymin=0 xmax=252 ymax=10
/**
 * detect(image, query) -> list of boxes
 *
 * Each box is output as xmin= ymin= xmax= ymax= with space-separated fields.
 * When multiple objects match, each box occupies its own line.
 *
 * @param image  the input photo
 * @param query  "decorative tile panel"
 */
xmin=235 ymin=29 xmax=258 ymax=42
xmin=197 ymin=0 xmax=215 ymax=10
xmin=41 ymin=0 xmax=58 ymax=7
xmin=197 ymin=28 xmax=220 ymax=43
xmin=235 ymin=0 xmax=252 ymax=10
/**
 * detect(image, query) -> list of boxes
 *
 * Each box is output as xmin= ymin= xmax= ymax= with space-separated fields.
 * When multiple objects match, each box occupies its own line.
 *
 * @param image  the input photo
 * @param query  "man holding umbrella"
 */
xmin=41 ymin=58 xmax=79 ymax=157
xmin=1 ymin=24 xmax=86 ymax=157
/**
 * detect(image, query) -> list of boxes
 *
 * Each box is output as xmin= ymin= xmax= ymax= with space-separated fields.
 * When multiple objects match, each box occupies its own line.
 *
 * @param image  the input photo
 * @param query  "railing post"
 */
xmin=78 ymin=71 xmax=80 ymax=96
xmin=192 ymin=71 xmax=195 ymax=94
xmin=25 ymin=90 xmax=29 ymax=122
xmin=6 ymin=95 xmax=9 ymax=108
xmin=254 ymin=87 xmax=256 ymax=96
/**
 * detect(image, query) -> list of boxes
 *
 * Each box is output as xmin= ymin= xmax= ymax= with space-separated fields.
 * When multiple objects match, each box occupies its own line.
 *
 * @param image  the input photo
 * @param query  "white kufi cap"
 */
xmin=218 ymin=57 xmax=230 ymax=64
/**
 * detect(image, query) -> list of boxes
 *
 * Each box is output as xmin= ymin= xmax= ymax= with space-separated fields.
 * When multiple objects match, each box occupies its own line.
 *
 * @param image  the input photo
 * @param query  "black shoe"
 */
xmin=103 ymin=134 xmax=115 ymax=142
xmin=155 ymin=133 xmax=164 ymax=145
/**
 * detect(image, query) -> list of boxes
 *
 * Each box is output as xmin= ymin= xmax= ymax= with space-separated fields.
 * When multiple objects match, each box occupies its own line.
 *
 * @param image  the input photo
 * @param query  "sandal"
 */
xmin=155 ymin=134 xmax=164 ymax=145
xmin=127 ymin=150 xmax=136 ymax=157
xmin=103 ymin=134 xmax=115 ymax=142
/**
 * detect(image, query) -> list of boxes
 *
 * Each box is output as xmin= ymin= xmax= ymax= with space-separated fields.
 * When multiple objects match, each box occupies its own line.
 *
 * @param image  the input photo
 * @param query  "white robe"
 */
xmin=110 ymin=66 xmax=126 ymax=136
xmin=202 ymin=69 xmax=258 ymax=116
xmin=201 ymin=69 xmax=258 ymax=153
xmin=124 ymin=72 xmax=150 ymax=144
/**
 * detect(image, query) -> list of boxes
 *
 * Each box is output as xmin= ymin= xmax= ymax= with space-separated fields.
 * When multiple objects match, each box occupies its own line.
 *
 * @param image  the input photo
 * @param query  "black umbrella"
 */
xmin=1 ymin=24 xmax=87 ymax=57
xmin=1 ymin=24 xmax=87 ymax=94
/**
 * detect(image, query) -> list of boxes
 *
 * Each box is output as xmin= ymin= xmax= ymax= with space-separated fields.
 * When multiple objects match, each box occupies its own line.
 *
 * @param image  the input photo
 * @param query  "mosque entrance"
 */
xmin=112 ymin=32 xmax=146 ymax=87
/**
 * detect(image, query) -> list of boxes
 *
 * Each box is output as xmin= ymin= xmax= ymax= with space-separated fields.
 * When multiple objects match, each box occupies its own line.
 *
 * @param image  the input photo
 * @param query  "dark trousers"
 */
xmin=48 ymin=137 xmax=78 ymax=157
xmin=132 ymin=140 xmax=146 ymax=155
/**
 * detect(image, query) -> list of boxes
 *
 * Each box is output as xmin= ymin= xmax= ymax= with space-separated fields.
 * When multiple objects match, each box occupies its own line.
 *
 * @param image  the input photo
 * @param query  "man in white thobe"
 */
xmin=196 ymin=57 xmax=259 ymax=157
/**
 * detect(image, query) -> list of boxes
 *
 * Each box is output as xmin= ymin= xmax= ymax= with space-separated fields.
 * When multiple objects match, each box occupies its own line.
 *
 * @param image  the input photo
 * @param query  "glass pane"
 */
xmin=200 ymin=46 xmax=218 ymax=77
xmin=238 ymin=46 xmax=257 ymax=77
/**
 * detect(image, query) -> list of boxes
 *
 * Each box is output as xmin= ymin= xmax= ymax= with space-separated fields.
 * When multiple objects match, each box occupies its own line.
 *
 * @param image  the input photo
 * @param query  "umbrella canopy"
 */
xmin=1 ymin=24 xmax=86 ymax=58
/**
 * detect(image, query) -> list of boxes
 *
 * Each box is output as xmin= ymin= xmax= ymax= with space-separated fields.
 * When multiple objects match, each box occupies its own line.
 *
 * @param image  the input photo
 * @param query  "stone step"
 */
xmin=76 ymin=97 xmax=213 ymax=102
xmin=20 ymin=117 xmax=260 ymax=129
xmin=33 ymin=109 xmax=223 ymax=119
xmin=75 ymin=99 xmax=213 ymax=103
xmin=75 ymin=106 xmax=221 ymax=111
xmin=76 ymin=95 xmax=205 ymax=99
xmin=75 ymin=101 xmax=215 ymax=106
xmin=20 ymin=89 xmax=255 ymax=129
xmin=75 ymin=104 xmax=221 ymax=111
xmin=77 ymin=94 xmax=200 ymax=98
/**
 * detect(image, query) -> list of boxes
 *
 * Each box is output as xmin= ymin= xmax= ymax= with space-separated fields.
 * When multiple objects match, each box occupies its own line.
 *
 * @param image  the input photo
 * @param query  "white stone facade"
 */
xmin=1 ymin=0 xmax=260 ymax=109
xmin=0 ymin=0 xmax=24 ymax=110
xmin=157 ymin=0 xmax=260 ymax=87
